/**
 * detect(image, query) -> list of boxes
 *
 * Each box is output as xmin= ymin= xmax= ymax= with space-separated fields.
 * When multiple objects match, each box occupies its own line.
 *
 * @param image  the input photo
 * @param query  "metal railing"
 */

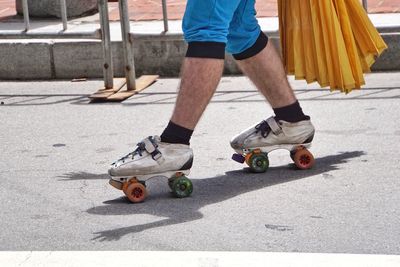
xmin=161 ymin=0 xmax=168 ymax=32
xmin=362 ymin=0 xmax=368 ymax=11
xmin=4 ymin=0 xmax=100 ymax=38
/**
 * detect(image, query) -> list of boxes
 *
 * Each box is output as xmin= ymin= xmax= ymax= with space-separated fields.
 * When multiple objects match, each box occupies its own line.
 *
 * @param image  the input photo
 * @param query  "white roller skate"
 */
xmin=231 ymin=117 xmax=315 ymax=172
xmin=108 ymin=136 xmax=194 ymax=203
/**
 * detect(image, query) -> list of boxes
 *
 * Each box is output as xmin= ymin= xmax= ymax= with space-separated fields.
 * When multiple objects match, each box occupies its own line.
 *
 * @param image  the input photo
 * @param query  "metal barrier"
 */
xmin=98 ymin=0 xmax=114 ymax=89
xmin=0 ymin=0 xmax=143 ymax=91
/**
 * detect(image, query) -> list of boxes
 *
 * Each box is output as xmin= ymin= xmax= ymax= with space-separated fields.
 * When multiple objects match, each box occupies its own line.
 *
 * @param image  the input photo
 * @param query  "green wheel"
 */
xmin=171 ymin=176 xmax=193 ymax=198
xmin=249 ymin=153 xmax=269 ymax=173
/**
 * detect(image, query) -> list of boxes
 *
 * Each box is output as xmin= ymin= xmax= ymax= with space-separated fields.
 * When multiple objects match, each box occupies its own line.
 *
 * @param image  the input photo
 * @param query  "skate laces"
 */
xmin=116 ymin=136 xmax=159 ymax=162
xmin=255 ymin=120 xmax=271 ymax=138
xmin=115 ymin=144 xmax=144 ymax=163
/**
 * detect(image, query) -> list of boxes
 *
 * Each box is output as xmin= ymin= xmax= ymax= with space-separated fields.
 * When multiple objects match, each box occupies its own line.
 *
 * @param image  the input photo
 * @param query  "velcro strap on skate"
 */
xmin=266 ymin=117 xmax=282 ymax=135
xmin=150 ymin=150 xmax=163 ymax=162
xmin=143 ymin=137 xmax=164 ymax=163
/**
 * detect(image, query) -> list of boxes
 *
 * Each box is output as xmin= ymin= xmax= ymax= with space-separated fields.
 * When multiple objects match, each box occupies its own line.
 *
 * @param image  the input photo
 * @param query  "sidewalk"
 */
xmin=1 ymin=0 xmax=399 ymax=21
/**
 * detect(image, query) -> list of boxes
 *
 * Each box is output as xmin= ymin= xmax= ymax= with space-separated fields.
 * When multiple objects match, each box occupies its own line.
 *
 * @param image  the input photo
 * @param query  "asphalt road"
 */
xmin=0 ymin=73 xmax=399 ymax=253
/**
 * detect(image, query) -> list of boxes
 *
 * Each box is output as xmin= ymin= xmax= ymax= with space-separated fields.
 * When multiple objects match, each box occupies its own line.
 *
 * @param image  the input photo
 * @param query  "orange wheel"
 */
xmin=124 ymin=182 xmax=147 ymax=203
xmin=122 ymin=178 xmax=138 ymax=195
xmin=245 ymin=153 xmax=253 ymax=166
xmin=293 ymin=148 xmax=315 ymax=170
xmin=245 ymin=149 xmax=261 ymax=166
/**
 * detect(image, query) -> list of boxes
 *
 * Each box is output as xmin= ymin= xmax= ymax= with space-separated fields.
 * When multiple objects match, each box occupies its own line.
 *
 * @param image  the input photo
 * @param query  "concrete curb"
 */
xmin=0 ymin=28 xmax=399 ymax=80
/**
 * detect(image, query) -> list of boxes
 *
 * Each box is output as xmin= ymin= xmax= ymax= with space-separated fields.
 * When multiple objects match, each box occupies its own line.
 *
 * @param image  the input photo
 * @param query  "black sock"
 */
xmin=160 ymin=121 xmax=193 ymax=145
xmin=273 ymin=101 xmax=310 ymax=123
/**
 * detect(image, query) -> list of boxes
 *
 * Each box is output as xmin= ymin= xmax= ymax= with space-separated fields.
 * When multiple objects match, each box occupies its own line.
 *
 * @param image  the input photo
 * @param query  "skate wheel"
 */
xmin=122 ymin=177 xmax=139 ymax=195
xmin=245 ymin=153 xmax=253 ymax=166
xmin=245 ymin=149 xmax=262 ymax=167
xmin=171 ymin=176 xmax=193 ymax=198
xmin=168 ymin=172 xmax=184 ymax=190
xmin=293 ymin=148 xmax=315 ymax=170
xmin=249 ymin=153 xmax=269 ymax=173
xmin=124 ymin=182 xmax=148 ymax=203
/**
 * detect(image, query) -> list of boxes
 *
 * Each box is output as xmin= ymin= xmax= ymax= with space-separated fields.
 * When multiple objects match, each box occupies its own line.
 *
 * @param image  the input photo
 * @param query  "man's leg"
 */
xmin=170 ymin=57 xmax=224 ymax=130
xmin=159 ymin=57 xmax=224 ymax=145
xmin=235 ymin=40 xmax=309 ymax=122
xmin=110 ymin=0 xmax=243 ymax=181
xmin=227 ymin=0 xmax=314 ymax=159
xmin=236 ymin=41 xmax=297 ymax=109
xmin=225 ymin=0 xmax=307 ymax=123
xmin=160 ymin=0 xmax=244 ymax=145
xmin=110 ymin=0 xmax=242 ymax=183
xmin=108 ymin=57 xmax=224 ymax=185
xmin=230 ymin=42 xmax=315 ymax=170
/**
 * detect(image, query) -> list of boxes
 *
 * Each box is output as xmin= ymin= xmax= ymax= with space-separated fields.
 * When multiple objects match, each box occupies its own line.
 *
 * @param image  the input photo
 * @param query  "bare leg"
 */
xmin=170 ymin=57 xmax=224 ymax=130
xmin=236 ymin=41 xmax=297 ymax=108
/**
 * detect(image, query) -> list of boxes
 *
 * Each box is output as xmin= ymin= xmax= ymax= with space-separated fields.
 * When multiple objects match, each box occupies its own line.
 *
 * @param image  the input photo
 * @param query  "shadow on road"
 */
xmin=62 ymin=151 xmax=365 ymax=241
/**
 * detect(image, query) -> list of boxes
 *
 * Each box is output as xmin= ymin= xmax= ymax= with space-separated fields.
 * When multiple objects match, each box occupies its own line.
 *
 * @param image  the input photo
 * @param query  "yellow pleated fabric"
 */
xmin=278 ymin=0 xmax=388 ymax=93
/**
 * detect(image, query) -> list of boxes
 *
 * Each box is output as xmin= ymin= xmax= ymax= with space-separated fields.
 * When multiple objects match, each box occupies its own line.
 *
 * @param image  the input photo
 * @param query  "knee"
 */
xmin=185 ymin=42 xmax=226 ymax=60
xmin=228 ymin=31 xmax=269 ymax=60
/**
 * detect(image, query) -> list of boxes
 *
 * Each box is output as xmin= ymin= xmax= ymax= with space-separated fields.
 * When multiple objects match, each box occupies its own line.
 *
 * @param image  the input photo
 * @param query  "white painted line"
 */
xmin=1 ymin=251 xmax=400 ymax=267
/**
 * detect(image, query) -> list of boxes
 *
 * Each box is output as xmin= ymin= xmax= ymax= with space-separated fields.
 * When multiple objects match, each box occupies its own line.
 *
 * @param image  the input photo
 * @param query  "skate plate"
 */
xmin=233 ymin=144 xmax=315 ymax=173
xmin=109 ymin=179 xmax=123 ymax=190
xmin=109 ymin=170 xmax=192 ymax=203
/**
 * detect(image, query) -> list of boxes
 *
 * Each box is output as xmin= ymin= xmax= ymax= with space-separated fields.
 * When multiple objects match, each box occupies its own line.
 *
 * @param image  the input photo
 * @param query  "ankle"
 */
xmin=160 ymin=121 xmax=194 ymax=145
xmin=273 ymin=101 xmax=310 ymax=123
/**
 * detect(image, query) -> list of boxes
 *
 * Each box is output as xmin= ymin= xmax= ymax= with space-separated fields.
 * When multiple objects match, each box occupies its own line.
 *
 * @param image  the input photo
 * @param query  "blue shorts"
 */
xmin=183 ymin=0 xmax=266 ymax=58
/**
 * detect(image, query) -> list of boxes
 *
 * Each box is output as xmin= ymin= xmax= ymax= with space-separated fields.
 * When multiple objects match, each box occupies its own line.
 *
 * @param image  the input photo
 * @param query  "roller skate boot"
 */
xmin=231 ymin=117 xmax=315 ymax=173
xmin=108 ymin=136 xmax=194 ymax=203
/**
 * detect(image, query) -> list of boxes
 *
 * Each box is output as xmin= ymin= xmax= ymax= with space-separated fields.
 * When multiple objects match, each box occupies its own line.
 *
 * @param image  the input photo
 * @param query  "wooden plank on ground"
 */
xmin=106 ymin=75 xmax=159 ymax=102
xmin=89 ymin=78 xmax=127 ymax=100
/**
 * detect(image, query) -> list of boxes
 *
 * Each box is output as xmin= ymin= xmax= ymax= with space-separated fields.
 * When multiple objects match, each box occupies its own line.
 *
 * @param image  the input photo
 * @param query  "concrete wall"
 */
xmin=372 ymin=33 xmax=400 ymax=71
xmin=0 ymin=32 xmax=398 ymax=80
xmin=0 ymin=42 xmax=53 ymax=79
